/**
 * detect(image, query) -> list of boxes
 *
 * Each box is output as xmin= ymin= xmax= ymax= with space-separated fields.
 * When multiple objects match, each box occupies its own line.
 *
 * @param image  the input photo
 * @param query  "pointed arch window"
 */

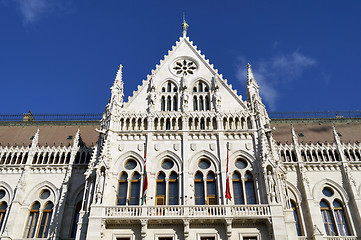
xmin=194 ymin=172 xmax=205 ymax=205
xmin=71 ymin=201 xmax=82 ymax=238
xmin=167 ymin=96 xmax=172 ymax=111
xmin=168 ymin=172 xmax=178 ymax=205
xmin=117 ymin=172 xmax=128 ymax=205
xmin=24 ymin=201 xmax=40 ymax=238
xmin=199 ymin=96 xmax=204 ymax=110
xmin=193 ymin=96 xmax=198 ymax=111
xmin=291 ymin=200 xmax=303 ymax=236
xmin=0 ymin=201 xmax=7 ymax=230
xmin=320 ymin=200 xmax=336 ymax=236
xmin=156 ymin=172 xmax=166 ymax=205
xmin=206 ymin=172 xmax=217 ymax=205
xmin=37 ymin=201 xmax=53 ymax=238
xmin=161 ymin=97 xmax=165 ymax=111
xmin=333 ymin=200 xmax=350 ymax=236
xmin=205 ymin=96 xmax=210 ymax=110
xmin=245 ymin=171 xmax=256 ymax=204
xmin=129 ymin=172 xmax=140 ymax=205
xmin=173 ymin=96 xmax=178 ymax=111
xmin=232 ymin=172 xmax=244 ymax=204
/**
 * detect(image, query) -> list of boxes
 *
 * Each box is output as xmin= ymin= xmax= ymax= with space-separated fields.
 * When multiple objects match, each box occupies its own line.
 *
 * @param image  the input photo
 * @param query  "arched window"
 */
xmin=129 ymin=172 xmax=140 ymax=205
xmin=167 ymin=96 xmax=172 ymax=111
xmin=193 ymin=96 xmax=198 ymax=111
xmin=167 ymin=82 xmax=171 ymax=92
xmin=245 ymin=172 xmax=256 ymax=204
xmin=168 ymin=172 xmax=178 ymax=205
xmin=194 ymin=172 xmax=205 ymax=205
xmin=0 ymin=201 xmax=7 ymax=230
xmin=199 ymin=96 xmax=204 ymax=110
xmin=206 ymin=172 xmax=217 ymax=205
xmin=37 ymin=201 xmax=54 ymax=238
xmin=24 ymin=201 xmax=40 ymax=238
xmin=291 ymin=200 xmax=303 ymax=236
xmin=232 ymin=172 xmax=244 ymax=204
xmin=117 ymin=172 xmax=128 ymax=205
xmin=71 ymin=201 xmax=82 ymax=238
xmin=320 ymin=200 xmax=336 ymax=236
xmin=333 ymin=200 xmax=350 ymax=236
xmin=161 ymin=97 xmax=165 ymax=111
xmin=173 ymin=96 xmax=177 ymax=111
xmin=205 ymin=96 xmax=210 ymax=110
xmin=156 ymin=172 xmax=166 ymax=205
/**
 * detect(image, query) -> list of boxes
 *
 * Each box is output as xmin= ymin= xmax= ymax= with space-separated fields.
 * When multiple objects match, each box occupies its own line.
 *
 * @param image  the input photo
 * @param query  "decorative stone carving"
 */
xmin=118 ymin=144 xmax=124 ymax=152
xmin=154 ymin=144 xmax=160 ymax=151
xmin=209 ymin=143 xmax=215 ymax=151
xmin=190 ymin=143 xmax=197 ymax=151
xmin=173 ymin=143 xmax=180 ymax=151
xmin=138 ymin=144 xmax=144 ymax=151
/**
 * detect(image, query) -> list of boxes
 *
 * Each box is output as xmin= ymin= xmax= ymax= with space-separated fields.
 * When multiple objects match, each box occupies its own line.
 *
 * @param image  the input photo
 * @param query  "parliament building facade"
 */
xmin=1 ymin=22 xmax=361 ymax=240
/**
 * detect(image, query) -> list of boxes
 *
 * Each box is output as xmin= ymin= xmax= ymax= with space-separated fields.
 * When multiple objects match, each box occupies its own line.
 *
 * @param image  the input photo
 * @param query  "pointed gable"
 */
xmin=122 ymin=35 xmax=247 ymax=113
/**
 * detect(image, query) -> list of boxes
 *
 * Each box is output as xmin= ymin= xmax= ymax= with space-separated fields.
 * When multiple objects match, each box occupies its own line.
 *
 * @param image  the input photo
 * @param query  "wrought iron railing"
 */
xmin=1 ymin=111 xmax=361 ymax=121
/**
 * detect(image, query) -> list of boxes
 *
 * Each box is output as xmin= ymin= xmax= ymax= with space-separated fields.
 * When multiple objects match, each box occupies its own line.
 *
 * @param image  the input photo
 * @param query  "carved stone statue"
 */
xmin=267 ymin=171 xmax=276 ymax=203
xmin=148 ymin=86 xmax=156 ymax=111
xmin=95 ymin=170 xmax=105 ymax=204
xmin=214 ymin=85 xmax=221 ymax=112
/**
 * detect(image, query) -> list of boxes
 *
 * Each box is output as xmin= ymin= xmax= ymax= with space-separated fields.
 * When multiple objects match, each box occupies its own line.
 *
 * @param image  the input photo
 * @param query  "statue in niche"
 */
xmin=148 ymin=86 xmax=156 ymax=111
xmin=182 ymin=86 xmax=189 ymax=110
xmin=214 ymin=85 xmax=221 ymax=112
xmin=95 ymin=170 xmax=105 ymax=204
xmin=267 ymin=171 xmax=276 ymax=203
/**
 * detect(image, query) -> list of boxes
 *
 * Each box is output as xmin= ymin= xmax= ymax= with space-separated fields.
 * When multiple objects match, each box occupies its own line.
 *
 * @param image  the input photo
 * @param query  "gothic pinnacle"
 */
xmin=182 ymin=13 xmax=189 ymax=37
xmin=247 ymin=63 xmax=255 ymax=82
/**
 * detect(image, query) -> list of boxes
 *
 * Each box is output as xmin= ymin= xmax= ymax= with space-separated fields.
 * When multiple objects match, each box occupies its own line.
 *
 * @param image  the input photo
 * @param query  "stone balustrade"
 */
xmin=104 ymin=205 xmax=270 ymax=219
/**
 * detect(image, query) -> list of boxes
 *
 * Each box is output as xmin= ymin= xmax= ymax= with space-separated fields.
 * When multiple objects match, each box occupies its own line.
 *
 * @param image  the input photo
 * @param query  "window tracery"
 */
xmin=192 ymin=81 xmax=210 ymax=111
xmin=160 ymin=81 xmax=178 ymax=111
xmin=156 ymin=158 xmax=179 ymax=205
xmin=194 ymin=158 xmax=218 ymax=205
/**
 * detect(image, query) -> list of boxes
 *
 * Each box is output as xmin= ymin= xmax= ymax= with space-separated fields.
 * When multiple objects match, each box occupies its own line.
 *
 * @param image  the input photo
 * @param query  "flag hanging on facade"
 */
xmin=225 ymin=142 xmax=232 ymax=200
xmin=141 ymin=143 xmax=148 ymax=205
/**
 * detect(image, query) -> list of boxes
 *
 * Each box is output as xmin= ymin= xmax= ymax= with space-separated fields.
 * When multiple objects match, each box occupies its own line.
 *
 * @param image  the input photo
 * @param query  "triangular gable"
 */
xmin=123 ymin=35 xmax=247 ymax=112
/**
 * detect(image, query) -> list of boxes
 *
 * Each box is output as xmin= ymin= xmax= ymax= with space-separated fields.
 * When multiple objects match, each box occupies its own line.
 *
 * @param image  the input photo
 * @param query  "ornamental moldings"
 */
xmin=170 ymin=57 xmax=198 ymax=77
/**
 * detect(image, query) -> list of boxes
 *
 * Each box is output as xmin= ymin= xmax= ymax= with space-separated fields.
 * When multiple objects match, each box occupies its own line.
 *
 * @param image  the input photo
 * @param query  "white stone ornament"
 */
xmin=118 ymin=144 xmax=124 ymax=151
xmin=209 ymin=143 xmax=215 ymax=151
xmin=154 ymin=144 xmax=160 ymax=151
xmin=173 ymin=143 xmax=180 ymax=151
xmin=137 ymin=144 xmax=144 ymax=151
xmin=245 ymin=142 xmax=251 ymax=150
xmin=190 ymin=143 xmax=196 ymax=151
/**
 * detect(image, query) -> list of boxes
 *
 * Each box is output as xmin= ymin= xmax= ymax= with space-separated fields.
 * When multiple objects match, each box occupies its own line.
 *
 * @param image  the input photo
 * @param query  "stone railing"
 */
xmin=104 ymin=205 xmax=270 ymax=219
xmin=324 ymin=237 xmax=358 ymax=240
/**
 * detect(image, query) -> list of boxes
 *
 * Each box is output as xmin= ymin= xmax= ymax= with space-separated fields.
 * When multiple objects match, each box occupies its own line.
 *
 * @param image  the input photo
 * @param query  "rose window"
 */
xmin=172 ymin=59 xmax=197 ymax=76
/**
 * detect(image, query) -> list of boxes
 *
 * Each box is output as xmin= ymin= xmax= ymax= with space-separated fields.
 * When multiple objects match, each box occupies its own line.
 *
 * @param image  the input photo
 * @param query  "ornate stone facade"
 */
xmin=1 ymin=22 xmax=361 ymax=240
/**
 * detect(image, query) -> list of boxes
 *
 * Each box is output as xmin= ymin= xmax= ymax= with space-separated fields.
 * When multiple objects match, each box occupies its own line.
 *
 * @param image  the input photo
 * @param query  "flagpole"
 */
xmin=225 ymin=142 xmax=232 ymax=203
xmin=142 ymin=142 xmax=148 ymax=205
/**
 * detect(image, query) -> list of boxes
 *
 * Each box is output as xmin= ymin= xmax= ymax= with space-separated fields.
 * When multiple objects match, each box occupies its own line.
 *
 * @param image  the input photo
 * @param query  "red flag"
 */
xmin=141 ymin=143 xmax=148 ymax=205
xmin=225 ymin=142 xmax=232 ymax=200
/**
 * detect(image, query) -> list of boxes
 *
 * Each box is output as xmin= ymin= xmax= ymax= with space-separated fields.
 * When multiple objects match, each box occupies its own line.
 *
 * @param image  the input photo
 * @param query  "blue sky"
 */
xmin=1 ymin=0 xmax=361 ymax=114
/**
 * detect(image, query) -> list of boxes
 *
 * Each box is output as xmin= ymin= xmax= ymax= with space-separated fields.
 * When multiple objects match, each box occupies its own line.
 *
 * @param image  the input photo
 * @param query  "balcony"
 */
xmin=104 ymin=205 xmax=270 ymax=220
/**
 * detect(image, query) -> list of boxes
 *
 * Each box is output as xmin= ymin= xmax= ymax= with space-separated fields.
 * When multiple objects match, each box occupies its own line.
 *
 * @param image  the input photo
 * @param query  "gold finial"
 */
xmin=182 ymin=12 xmax=189 ymax=37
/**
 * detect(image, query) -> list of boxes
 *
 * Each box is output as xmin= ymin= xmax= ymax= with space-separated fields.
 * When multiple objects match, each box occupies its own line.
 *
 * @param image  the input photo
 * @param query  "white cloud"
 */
xmin=14 ymin=0 xmax=71 ymax=23
xmin=236 ymin=51 xmax=316 ymax=110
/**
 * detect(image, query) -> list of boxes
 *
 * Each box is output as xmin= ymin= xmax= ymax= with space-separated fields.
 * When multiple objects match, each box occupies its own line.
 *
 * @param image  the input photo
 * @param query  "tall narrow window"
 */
xmin=156 ymin=172 xmax=166 ymax=205
xmin=232 ymin=172 xmax=244 ymax=204
xmin=291 ymin=200 xmax=303 ymax=236
xmin=199 ymin=96 xmax=204 ymax=110
xmin=205 ymin=96 xmax=210 ymax=110
xmin=245 ymin=172 xmax=256 ymax=204
xmin=173 ymin=96 xmax=177 ymax=111
xmin=0 ymin=201 xmax=7 ymax=230
xmin=129 ymin=172 xmax=140 ymax=205
xmin=24 ymin=202 xmax=40 ymax=238
xmin=193 ymin=96 xmax=198 ymax=111
xmin=168 ymin=172 xmax=178 ymax=205
xmin=167 ymin=96 xmax=172 ymax=111
xmin=206 ymin=172 xmax=217 ymax=205
xmin=117 ymin=172 xmax=128 ymax=205
xmin=71 ymin=201 xmax=82 ymax=238
xmin=194 ymin=172 xmax=205 ymax=205
xmin=320 ymin=200 xmax=336 ymax=236
xmin=37 ymin=201 xmax=53 ymax=238
xmin=161 ymin=97 xmax=165 ymax=111
xmin=333 ymin=200 xmax=350 ymax=236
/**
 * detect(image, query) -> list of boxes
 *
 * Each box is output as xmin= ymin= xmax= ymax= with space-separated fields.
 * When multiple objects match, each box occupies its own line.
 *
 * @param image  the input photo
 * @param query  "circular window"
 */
xmin=171 ymin=58 xmax=197 ymax=77
xmin=125 ymin=159 xmax=137 ymax=170
xmin=0 ymin=189 xmax=5 ymax=199
xmin=39 ymin=189 xmax=50 ymax=200
xmin=161 ymin=159 xmax=174 ymax=170
xmin=322 ymin=187 xmax=334 ymax=197
xmin=198 ymin=159 xmax=211 ymax=169
xmin=235 ymin=159 xmax=248 ymax=169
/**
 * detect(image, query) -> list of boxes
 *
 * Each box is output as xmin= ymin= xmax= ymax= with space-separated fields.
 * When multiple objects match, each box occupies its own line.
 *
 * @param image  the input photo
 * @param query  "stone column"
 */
xmin=140 ymin=219 xmax=148 ymax=240
xmin=183 ymin=219 xmax=190 ymax=240
xmin=225 ymin=218 xmax=232 ymax=240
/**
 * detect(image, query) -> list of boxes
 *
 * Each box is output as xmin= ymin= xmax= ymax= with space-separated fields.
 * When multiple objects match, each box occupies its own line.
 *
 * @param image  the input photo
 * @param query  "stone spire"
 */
xmin=332 ymin=125 xmax=341 ymax=145
xmin=31 ymin=129 xmax=39 ymax=149
xmin=291 ymin=125 xmax=299 ymax=146
xmin=182 ymin=13 xmax=189 ymax=37
xmin=247 ymin=63 xmax=258 ymax=87
xmin=109 ymin=64 xmax=124 ymax=112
